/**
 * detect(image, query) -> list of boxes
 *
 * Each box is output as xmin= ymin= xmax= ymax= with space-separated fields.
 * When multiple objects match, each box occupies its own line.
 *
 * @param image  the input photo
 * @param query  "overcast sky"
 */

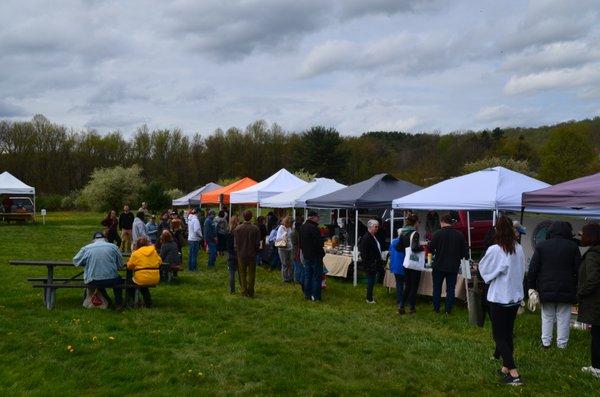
xmin=1 ymin=0 xmax=599 ymax=136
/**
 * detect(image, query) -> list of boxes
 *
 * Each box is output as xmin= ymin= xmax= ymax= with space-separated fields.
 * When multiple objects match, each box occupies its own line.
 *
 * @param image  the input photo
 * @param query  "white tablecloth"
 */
xmin=323 ymin=253 xmax=353 ymax=278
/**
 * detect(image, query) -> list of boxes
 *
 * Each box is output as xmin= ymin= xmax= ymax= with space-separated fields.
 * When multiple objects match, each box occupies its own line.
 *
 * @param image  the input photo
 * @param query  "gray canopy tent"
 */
xmin=306 ymin=173 xmax=422 ymax=285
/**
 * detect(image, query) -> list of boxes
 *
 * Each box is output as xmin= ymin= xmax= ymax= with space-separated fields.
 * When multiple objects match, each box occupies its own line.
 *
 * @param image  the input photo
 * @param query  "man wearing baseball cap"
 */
xmin=73 ymin=231 xmax=125 ymax=310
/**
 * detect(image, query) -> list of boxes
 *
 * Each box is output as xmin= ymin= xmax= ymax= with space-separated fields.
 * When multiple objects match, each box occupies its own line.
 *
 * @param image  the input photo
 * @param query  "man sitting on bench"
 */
xmin=73 ymin=231 xmax=125 ymax=310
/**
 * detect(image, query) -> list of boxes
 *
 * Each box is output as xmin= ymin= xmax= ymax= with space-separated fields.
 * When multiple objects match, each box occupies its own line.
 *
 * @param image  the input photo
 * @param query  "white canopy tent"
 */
xmin=0 ymin=171 xmax=36 ymax=214
xmin=392 ymin=166 xmax=550 ymax=257
xmin=230 ymin=169 xmax=308 ymax=213
xmin=259 ymin=178 xmax=346 ymax=209
xmin=172 ymin=182 xmax=221 ymax=207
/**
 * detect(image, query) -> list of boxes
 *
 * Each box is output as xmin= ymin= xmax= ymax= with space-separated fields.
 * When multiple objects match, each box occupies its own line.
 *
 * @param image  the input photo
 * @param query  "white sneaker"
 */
xmin=581 ymin=366 xmax=600 ymax=378
xmin=366 ymin=299 xmax=376 ymax=304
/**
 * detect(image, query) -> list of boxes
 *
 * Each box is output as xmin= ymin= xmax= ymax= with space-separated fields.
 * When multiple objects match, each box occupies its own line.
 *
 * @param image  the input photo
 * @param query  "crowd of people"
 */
xmin=71 ymin=201 xmax=600 ymax=386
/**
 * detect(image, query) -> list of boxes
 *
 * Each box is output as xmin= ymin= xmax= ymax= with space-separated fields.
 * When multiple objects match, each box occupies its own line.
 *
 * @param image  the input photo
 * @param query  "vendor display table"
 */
xmin=383 ymin=268 xmax=466 ymax=300
xmin=323 ymin=253 xmax=353 ymax=278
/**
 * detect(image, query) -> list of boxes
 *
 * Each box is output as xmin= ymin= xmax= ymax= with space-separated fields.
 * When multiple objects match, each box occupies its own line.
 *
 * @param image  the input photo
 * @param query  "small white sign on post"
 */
xmin=41 ymin=209 xmax=47 ymax=225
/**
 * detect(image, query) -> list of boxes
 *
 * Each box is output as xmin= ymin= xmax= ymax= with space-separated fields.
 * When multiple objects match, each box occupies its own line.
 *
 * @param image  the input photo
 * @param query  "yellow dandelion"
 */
xmin=108 ymin=336 xmax=115 ymax=340
xmin=67 ymin=345 xmax=72 ymax=350
xmin=188 ymin=370 xmax=192 ymax=373
xmin=92 ymin=336 xmax=98 ymax=341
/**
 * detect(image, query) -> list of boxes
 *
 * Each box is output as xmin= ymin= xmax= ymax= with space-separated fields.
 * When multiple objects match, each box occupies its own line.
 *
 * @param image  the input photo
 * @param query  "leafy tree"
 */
xmin=293 ymin=169 xmax=317 ymax=182
xmin=462 ymin=157 xmax=533 ymax=176
xmin=78 ymin=165 xmax=144 ymax=212
xmin=538 ymin=125 xmax=598 ymax=183
xmin=139 ymin=181 xmax=171 ymax=213
xmin=292 ymin=126 xmax=347 ymax=180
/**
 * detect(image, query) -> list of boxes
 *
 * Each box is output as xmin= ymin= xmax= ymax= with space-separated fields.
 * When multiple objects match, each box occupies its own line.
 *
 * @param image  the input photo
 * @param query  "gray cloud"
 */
xmin=338 ymin=0 xmax=443 ymax=19
xmin=0 ymin=99 xmax=28 ymax=117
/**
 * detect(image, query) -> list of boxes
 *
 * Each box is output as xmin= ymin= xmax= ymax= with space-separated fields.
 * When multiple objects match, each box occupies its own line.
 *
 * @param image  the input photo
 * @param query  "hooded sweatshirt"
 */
xmin=528 ymin=221 xmax=581 ymax=303
xmin=127 ymin=245 xmax=162 ymax=286
xmin=390 ymin=226 xmax=422 ymax=275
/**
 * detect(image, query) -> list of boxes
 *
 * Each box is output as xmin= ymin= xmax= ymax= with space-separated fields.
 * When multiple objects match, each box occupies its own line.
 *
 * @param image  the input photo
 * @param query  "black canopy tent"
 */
xmin=306 ymin=173 xmax=422 ymax=285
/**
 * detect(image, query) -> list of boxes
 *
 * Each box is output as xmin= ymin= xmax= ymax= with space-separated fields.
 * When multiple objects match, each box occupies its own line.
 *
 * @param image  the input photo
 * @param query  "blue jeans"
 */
xmin=188 ymin=240 xmax=199 ymax=271
xmin=270 ymin=243 xmax=281 ymax=270
xmin=228 ymin=257 xmax=237 ymax=293
xmin=207 ymin=241 xmax=217 ymax=268
xmin=293 ymin=259 xmax=304 ymax=285
xmin=88 ymin=276 xmax=123 ymax=306
xmin=432 ymin=270 xmax=458 ymax=313
xmin=303 ymin=258 xmax=323 ymax=300
xmin=394 ymin=273 xmax=405 ymax=308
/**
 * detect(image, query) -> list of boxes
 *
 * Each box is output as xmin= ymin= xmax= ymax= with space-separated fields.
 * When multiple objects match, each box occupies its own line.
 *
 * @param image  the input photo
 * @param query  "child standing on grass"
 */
xmin=479 ymin=215 xmax=525 ymax=386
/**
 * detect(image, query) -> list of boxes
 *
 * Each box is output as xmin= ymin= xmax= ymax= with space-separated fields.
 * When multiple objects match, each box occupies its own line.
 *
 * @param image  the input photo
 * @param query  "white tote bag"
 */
xmin=402 ymin=232 xmax=426 ymax=271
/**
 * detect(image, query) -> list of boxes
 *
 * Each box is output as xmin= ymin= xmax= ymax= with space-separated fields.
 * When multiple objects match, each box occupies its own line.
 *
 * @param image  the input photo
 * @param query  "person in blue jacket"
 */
xmin=392 ymin=213 xmax=424 ymax=315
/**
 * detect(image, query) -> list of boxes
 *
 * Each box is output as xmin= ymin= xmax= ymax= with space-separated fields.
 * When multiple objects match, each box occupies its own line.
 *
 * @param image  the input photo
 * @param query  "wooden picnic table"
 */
xmin=10 ymin=253 xmax=134 ymax=310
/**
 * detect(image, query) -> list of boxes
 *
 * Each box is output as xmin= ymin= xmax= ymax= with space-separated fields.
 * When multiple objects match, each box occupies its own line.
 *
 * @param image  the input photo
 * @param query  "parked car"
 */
xmin=448 ymin=210 xmax=493 ymax=251
xmin=10 ymin=197 xmax=34 ymax=213
xmin=1 ymin=197 xmax=34 ymax=222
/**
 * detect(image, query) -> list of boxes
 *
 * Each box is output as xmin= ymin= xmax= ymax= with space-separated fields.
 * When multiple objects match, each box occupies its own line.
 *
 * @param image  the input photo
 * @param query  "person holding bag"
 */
xmin=395 ymin=213 xmax=425 ymax=315
xmin=276 ymin=216 xmax=294 ymax=283
xmin=359 ymin=219 xmax=384 ymax=304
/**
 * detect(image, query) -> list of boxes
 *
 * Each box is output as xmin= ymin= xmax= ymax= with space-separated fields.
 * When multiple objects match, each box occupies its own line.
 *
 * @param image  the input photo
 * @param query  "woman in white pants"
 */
xmin=527 ymin=221 xmax=581 ymax=349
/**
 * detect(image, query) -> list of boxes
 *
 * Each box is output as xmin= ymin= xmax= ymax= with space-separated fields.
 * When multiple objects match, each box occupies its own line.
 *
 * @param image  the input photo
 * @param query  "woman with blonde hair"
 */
xmin=227 ymin=215 xmax=240 ymax=293
xmin=126 ymin=236 xmax=162 ymax=307
xmin=276 ymin=215 xmax=294 ymax=282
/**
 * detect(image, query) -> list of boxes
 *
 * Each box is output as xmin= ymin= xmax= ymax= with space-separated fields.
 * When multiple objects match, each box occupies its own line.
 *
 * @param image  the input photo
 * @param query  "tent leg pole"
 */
xmin=390 ymin=209 xmax=394 ymax=247
xmin=467 ymin=211 xmax=472 ymax=260
xmin=256 ymin=203 xmax=260 ymax=217
xmin=293 ymin=207 xmax=296 ymax=222
xmin=354 ymin=209 xmax=359 ymax=287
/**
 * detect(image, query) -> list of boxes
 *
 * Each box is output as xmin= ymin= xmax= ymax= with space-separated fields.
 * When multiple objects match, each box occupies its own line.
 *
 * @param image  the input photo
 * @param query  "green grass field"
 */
xmin=0 ymin=212 xmax=597 ymax=396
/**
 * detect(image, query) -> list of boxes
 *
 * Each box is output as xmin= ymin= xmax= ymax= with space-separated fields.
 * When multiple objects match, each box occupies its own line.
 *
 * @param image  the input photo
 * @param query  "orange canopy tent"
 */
xmin=200 ymin=177 xmax=257 ymax=205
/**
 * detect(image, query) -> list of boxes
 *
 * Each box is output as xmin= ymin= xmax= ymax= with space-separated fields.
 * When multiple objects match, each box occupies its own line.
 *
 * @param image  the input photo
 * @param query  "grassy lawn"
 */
xmin=0 ymin=212 xmax=597 ymax=396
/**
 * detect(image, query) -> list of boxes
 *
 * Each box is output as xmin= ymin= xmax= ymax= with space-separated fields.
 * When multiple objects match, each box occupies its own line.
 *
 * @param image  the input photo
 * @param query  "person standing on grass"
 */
xmin=232 ymin=210 xmax=261 ymax=298
xmin=187 ymin=208 xmax=202 ymax=271
xmin=146 ymin=215 xmax=158 ymax=245
xmin=215 ymin=210 xmax=229 ymax=256
xmin=101 ymin=210 xmax=121 ymax=247
xmin=118 ymin=205 xmax=134 ymax=254
xmin=204 ymin=210 xmax=218 ymax=268
xmin=429 ymin=214 xmax=469 ymax=314
xmin=578 ymin=223 xmax=600 ymax=379
xmin=299 ymin=210 xmax=325 ymax=301
xmin=359 ymin=219 xmax=384 ymax=304
xmin=479 ymin=215 xmax=525 ymax=386
xmin=226 ymin=215 xmax=240 ymax=294
xmin=276 ymin=216 xmax=294 ymax=283
xmin=394 ymin=213 xmax=424 ymax=315
xmin=132 ymin=211 xmax=147 ymax=249
xmin=126 ymin=236 xmax=161 ymax=308
xmin=73 ymin=231 xmax=125 ymax=311
xmin=255 ymin=216 xmax=268 ymax=267
xmin=528 ymin=221 xmax=581 ymax=349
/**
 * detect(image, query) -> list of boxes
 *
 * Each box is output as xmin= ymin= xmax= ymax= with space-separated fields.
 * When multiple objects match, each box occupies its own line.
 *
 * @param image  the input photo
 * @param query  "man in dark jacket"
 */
xmin=429 ymin=214 xmax=469 ymax=314
xmin=299 ymin=210 xmax=325 ymax=301
xmin=359 ymin=219 xmax=384 ymax=304
xmin=118 ymin=205 xmax=134 ymax=254
xmin=528 ymin=221 xmax=581 ymax=348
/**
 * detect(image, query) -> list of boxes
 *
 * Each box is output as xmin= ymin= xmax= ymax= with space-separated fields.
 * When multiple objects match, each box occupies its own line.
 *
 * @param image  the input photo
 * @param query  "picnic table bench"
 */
xmin=9 ymin=259 xmax=158 ymax=310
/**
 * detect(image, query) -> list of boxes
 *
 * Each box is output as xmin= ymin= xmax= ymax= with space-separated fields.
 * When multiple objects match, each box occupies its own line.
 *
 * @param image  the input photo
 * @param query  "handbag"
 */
xmin=83 ymin=288 xmax=109 ymax=309
xmin=402 ymin=232 xmax=426 ymax=271
xmin=274 ymin=228 xmax=288 ymax=248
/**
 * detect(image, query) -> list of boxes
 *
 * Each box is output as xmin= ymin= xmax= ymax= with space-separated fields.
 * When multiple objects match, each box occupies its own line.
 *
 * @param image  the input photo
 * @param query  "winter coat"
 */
xmin=127 ymin=245 xmax=162 ymax=286
xmin=299 ymin=220 xmax=325 ymax=261
xmin=358 ymin=231 xmax=383 ymax=273
xmin=159 ymin=240 xmax=180 ymax=266
xmin=204 ymin=216 xmax=217 ymax=242
xmin=578 ymin=245 xmax=600 ymax=326
xmin=429 ymin=226 xmax=469 ymax=273
xmin=528 ymin=221 xmax=581 ymax=303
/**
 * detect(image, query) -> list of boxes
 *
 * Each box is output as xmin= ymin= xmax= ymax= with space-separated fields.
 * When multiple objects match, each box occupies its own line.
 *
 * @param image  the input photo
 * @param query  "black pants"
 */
xmin=366 ymin=270 xmax=377 ymax=302
xmin=490 ymin=302 xmax=519 ymax=370
xmin=402 ymin=268 xmax=421 ymax=309
xmin=88 ymin=277 xmax=123 ymax=306
xmin=592 ymin=325 xmax=600 ymax=369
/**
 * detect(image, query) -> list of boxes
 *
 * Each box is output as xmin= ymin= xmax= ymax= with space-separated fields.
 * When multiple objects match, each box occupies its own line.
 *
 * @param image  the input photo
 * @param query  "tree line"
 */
xmin=1 ymin=114 xmax=599 ymax=201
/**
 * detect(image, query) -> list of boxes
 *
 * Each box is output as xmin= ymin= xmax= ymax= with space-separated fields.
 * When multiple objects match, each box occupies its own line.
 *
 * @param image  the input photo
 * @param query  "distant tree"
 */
xmin=538 ymin=125 xmax=598 ymax=183
xmin=165 ymin=188 xmax=184 ymax=200
xmin=462 ymin=157 xmax=534 ymax=176
xmin=292 ymin=126 xmax=347 ymax=180
xmin=139 ymin=181 xmax=171 ymax=213
xmin=78 ymin=165 xmax=144 ymax=212
xmin=293 ymin=169 xmax=317 ymax=182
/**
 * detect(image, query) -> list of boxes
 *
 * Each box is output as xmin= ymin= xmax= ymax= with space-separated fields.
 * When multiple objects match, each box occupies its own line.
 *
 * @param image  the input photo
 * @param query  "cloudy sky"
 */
xmin=1 ymin=0 xmax=599 ymax=136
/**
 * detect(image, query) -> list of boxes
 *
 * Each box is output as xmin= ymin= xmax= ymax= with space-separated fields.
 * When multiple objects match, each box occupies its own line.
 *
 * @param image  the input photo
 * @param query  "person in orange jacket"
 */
xmin=127 ymin=236 xmax=161 ymax=307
